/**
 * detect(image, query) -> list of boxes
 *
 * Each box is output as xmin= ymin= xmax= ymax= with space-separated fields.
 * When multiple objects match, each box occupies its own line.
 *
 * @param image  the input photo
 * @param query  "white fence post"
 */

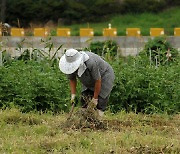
xmin=0 ymin=51 xmax=2 ymax=66
xmin=0 ymin=42 xmax=2 ymax=66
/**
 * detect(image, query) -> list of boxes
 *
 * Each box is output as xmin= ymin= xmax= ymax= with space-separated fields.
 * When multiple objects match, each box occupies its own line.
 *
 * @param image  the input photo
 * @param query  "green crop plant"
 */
xmin=0 ymin=60 xmax=70 ymax=113
xmin=109 ymin=56 xmax=180 ymax=114
xmin=87 ymin=40 xmax=118 ymax=61
xmin=0 ymin=38 xmax=68 ymax=113
xmin=0 ymin=39 xmax=12 ymax=66
xmin=0 ymin=37 xmax=179 ymax=114
xmin=140 ymin=36 xmax=179 ymax=66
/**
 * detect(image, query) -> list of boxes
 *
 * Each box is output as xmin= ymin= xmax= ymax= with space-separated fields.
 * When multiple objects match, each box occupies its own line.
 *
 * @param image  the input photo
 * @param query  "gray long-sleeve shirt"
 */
xmin=68 ymin=52 xmax=115 ymax=98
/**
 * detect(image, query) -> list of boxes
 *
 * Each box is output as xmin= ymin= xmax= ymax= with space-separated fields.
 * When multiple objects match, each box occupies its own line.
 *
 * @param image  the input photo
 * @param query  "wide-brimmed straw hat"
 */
xmin=59 ymin=49 xmax=83 ymax=74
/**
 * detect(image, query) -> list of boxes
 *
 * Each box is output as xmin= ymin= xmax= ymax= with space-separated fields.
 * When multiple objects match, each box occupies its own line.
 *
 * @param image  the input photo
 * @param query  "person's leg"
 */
xmin=96 ymin=96 xmax=109 ymax=117
xmin=96 ymin=96 xmax=109 ymax=111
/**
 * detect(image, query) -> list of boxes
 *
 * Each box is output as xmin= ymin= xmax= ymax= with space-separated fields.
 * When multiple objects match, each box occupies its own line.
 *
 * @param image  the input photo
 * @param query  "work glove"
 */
xmin=87 ymin=98 xmax=98 ymax=110
xmin=71 ymin=94 xmax=76 ymax=105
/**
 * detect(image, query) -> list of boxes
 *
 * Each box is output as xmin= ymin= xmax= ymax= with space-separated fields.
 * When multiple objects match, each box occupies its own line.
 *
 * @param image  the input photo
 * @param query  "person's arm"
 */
xmin=69 ymin=78 xmax=77 ymax=104
xmin=88 ymin=78 xmax=101 ymax=109
xmin=70 ymin=78 xmax=77 ymax=95
xmin=93 ymin=79 xmax=101 ymax=99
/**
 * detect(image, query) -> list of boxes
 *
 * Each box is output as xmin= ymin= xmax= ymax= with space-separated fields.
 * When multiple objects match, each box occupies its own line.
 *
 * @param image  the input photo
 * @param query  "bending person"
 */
xmin=59 ymin=49 xmax=115 ymax=117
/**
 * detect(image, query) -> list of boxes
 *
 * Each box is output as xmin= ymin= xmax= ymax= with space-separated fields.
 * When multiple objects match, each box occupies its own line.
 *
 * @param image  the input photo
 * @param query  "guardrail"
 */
xmin=0 ymin=27 xmax=180 ymax=37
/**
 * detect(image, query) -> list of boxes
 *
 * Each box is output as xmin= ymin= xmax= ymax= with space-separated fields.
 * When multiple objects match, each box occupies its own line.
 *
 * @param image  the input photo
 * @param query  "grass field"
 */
xmin=0 ymin=108 xmax=179 ymax=153
xmin=57 ymin=7 xmax=180 ymax=36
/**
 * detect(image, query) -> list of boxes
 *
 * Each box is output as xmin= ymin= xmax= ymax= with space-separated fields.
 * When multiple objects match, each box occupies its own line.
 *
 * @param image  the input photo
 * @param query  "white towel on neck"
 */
xmin=78 ymin=52 xmax=89 ymax=77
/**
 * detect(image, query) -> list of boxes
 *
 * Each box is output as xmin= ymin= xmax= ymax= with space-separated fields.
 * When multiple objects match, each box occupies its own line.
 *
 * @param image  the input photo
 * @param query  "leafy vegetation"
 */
xmin=86 ymin=40 xmax=118 ymax=61
xmin=0 ymin=60 xmax=70 ymax=112
xmin=141 ymin=36 xmax=179 ymax=65
xmin=110 ymin=56 xmax=180 ymax=114
xmin=0 ymin=38 xmax=70 ymax=112
xmin=0 ymin=37 xmax=179 ymax=114
xmin=108 ymin=37 xmax=179 ymax=114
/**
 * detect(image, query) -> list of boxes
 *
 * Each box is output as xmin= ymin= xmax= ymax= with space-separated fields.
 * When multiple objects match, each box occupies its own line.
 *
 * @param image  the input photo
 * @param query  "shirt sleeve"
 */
xmin=67 ymin=72 xmax=76 ymax=80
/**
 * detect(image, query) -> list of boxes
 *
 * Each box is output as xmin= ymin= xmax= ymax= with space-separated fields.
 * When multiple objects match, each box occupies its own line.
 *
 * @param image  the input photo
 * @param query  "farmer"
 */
xmin=59 ymin=49 xmax=115 ymax=117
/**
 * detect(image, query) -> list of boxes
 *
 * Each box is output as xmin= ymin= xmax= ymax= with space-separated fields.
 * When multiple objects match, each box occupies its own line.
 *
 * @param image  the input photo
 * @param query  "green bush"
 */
xmin=0 ymin=60 xmax=70 ymax=112
xmin=165 ymin=0 xmax=180 ymax=5
xmin=109 ymin=37 xmax=180 ymax=114
xmin=109 ymin=56 xmax=180 ymax=114
xmin=122 ymin=0 xmax=166 ymax=13
xmin=0 ymin=37 xmax=179 ymax=114
xmin=87 ymin=40 xmax=118 ymax=60
xmin=141 ymin=36 xmax=179 ymax=66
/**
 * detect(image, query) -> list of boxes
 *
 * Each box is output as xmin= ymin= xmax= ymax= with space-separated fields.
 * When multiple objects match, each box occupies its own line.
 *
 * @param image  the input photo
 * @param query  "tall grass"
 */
xmin=58 ymin=7 xmax=180 ymax=36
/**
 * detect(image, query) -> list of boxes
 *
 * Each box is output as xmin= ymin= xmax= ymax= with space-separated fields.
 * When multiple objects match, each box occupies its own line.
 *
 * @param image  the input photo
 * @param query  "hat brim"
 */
xmin=59 ymin=54 xmax=82 ymax=74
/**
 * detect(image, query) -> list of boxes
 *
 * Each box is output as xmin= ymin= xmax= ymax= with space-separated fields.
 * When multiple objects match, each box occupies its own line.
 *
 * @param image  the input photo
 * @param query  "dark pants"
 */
xmin=80 ymin=89 xmax=109 ymax=111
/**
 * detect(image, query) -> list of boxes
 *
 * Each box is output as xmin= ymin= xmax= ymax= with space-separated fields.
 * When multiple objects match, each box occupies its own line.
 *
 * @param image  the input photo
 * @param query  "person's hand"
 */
xmin=71 ymin=94 xmax=76 ymax=104
xmin=88 ymin=98 xmax=98 ymax=110
xmin=92 ymin=98 xmax=98 ymax=107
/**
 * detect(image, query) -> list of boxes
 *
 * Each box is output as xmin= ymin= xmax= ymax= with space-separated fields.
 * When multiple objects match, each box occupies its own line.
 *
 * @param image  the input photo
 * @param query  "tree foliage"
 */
xmin=0 ymin=0 xmax=179 ymax=27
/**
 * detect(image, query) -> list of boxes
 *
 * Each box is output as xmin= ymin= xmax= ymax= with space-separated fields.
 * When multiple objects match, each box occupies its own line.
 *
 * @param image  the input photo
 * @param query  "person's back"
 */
xmin=85 ymin=51 xmax=113 ymax=73
xmin=77 ymin=51 xmax=115 ymax=99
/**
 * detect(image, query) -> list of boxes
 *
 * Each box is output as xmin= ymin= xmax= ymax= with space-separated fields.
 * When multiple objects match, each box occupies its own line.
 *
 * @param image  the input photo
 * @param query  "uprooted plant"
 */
xmin=62 ymin=98 xmax=107 ymax=130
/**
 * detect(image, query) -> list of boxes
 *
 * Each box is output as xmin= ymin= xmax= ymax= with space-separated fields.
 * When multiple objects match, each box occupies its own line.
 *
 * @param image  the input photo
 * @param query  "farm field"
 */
xmin=1 ymin=1 xmax=180 ymax=153
xmin=0 ymin=22 xmax=180 ymax=154
xmin=0 ymin=108 xmax=179 ymax=153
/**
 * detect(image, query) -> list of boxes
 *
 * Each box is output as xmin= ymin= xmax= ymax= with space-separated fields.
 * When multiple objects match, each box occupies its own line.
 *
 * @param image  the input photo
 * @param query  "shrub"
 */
xmin=87 ymin=40 xmax=118 ymax=60
xmin=122 ymin=0 xmax=166 ymax=13
xmin=109 ymin=36 xmax=180 ymax=114
xmin=0 ymin=60 xmax=70 ymax=112
xmin=141 ymin=36 xmax=179 ymax=66
xmin=109 ymin=55 xmax=180 ymax=114
xmin=0 ymin=37 xmax=179 ymax=114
